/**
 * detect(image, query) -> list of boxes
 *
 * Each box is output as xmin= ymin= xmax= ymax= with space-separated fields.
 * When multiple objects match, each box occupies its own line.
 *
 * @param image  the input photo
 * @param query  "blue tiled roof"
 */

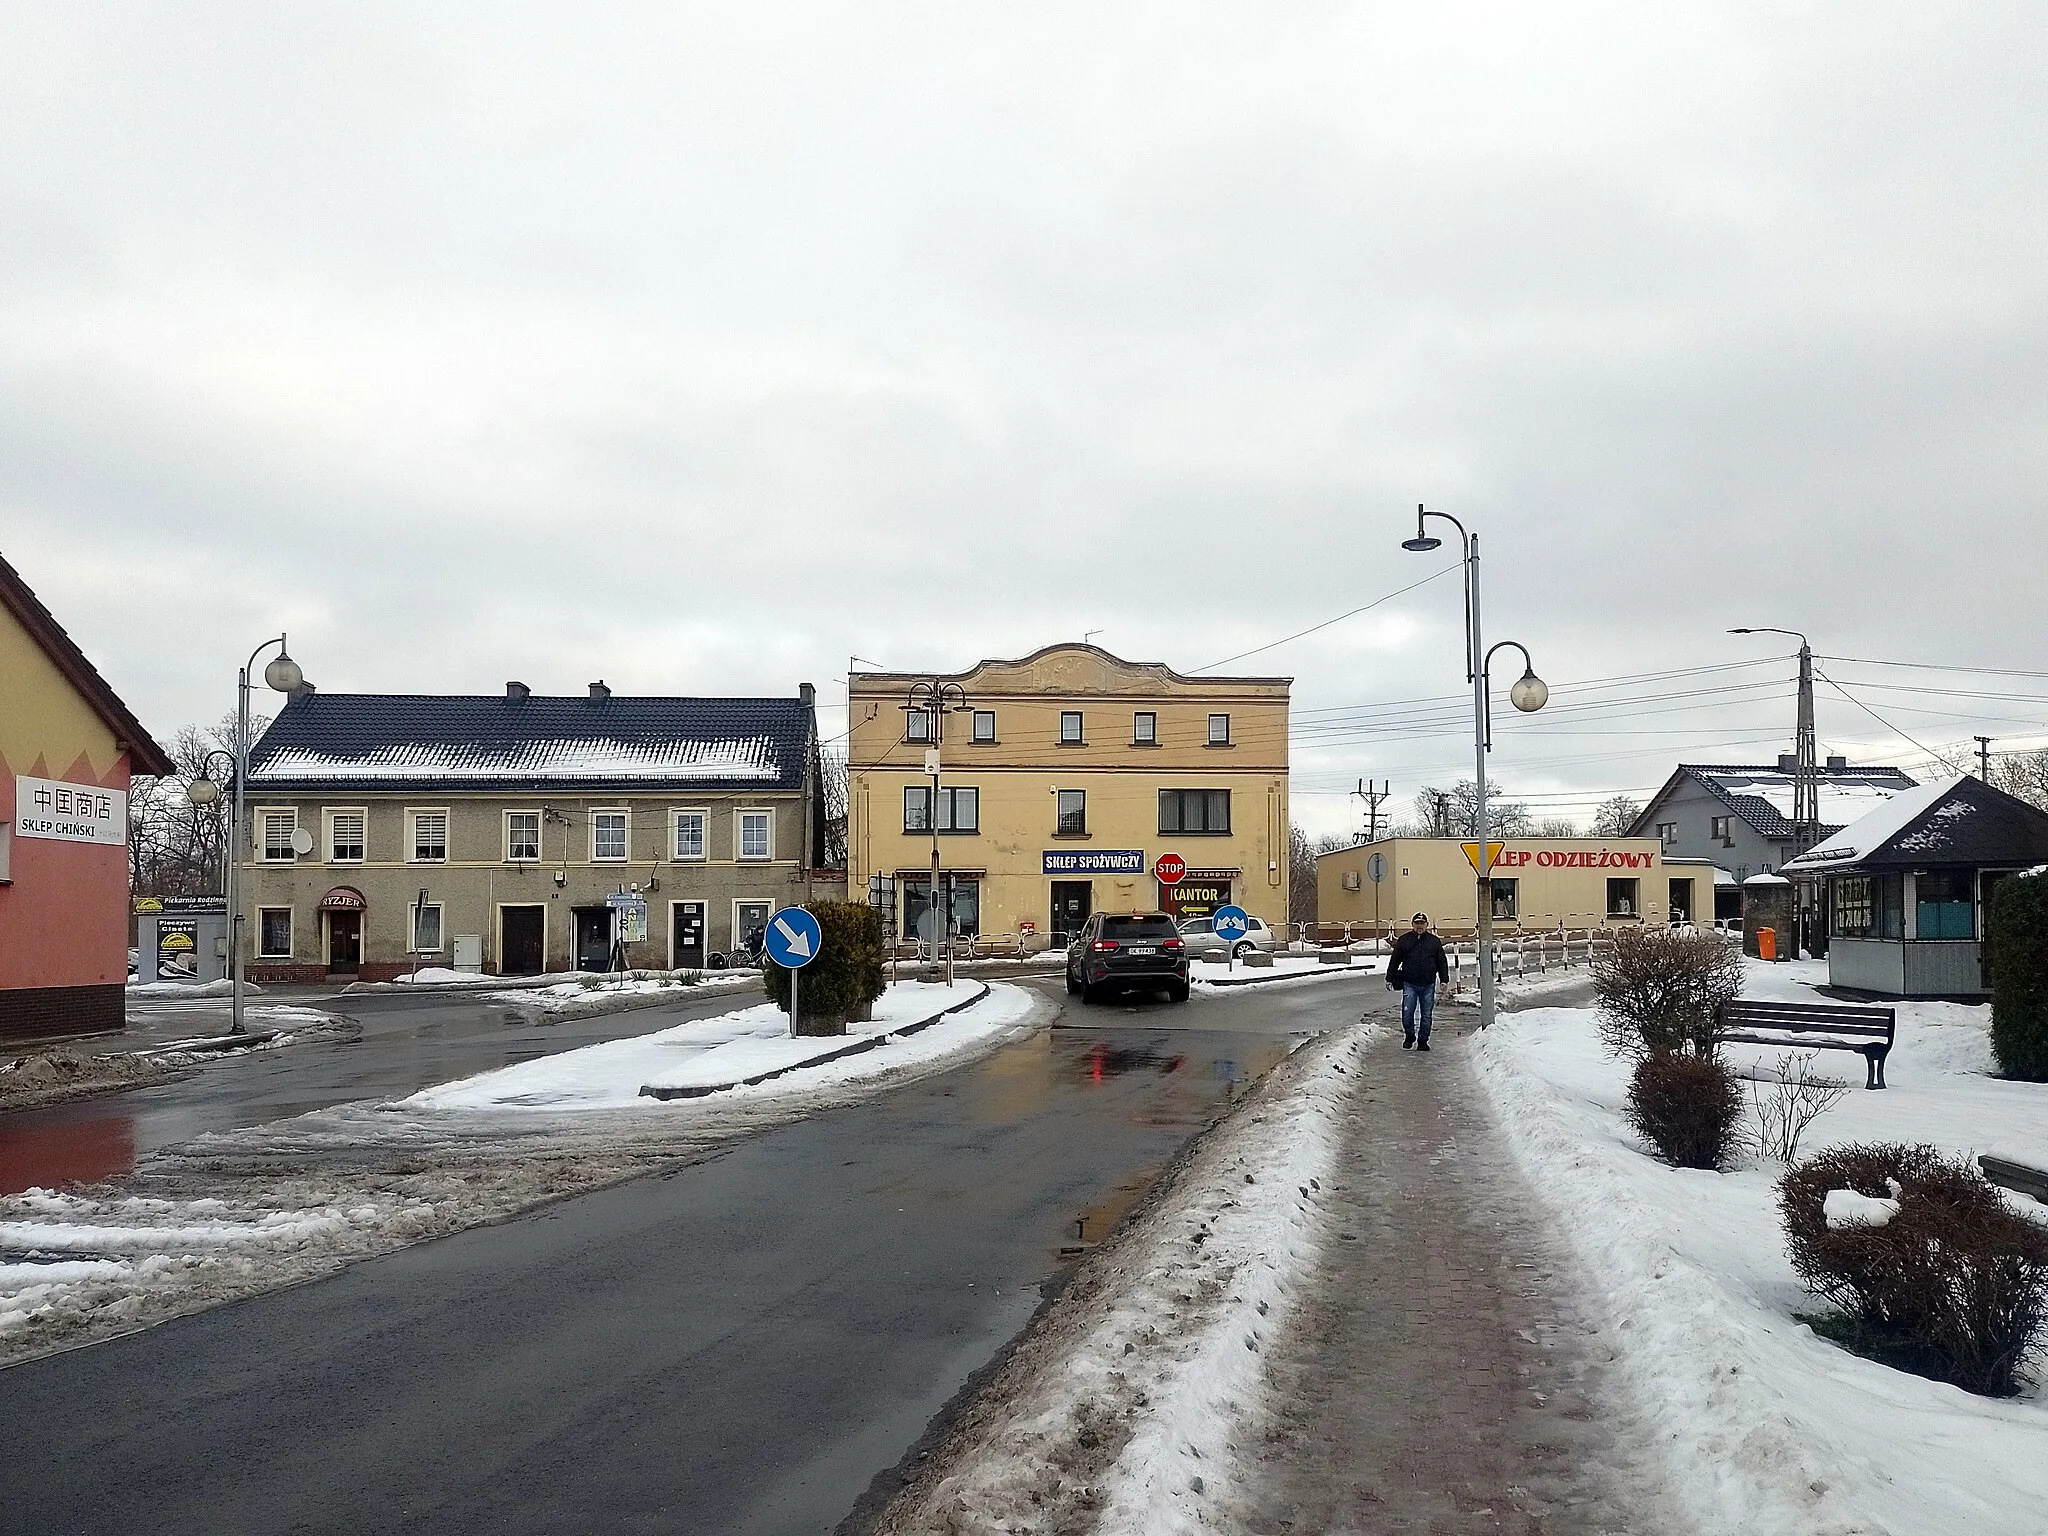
xmin=245 ymin=691 xmax=813 ymax=794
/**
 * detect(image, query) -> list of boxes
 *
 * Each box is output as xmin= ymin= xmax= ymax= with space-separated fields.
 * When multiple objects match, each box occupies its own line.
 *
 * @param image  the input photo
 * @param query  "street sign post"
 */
xmin=764 ymin=907 xmax=823 ymax=1036
xmin=1366 ymin=852 xmax=1386 ymax=883
xmin=1153 ymin=853 xmax=1186 ymax=886
xmin=1211 ymin=903 xmax=1250 ymax=972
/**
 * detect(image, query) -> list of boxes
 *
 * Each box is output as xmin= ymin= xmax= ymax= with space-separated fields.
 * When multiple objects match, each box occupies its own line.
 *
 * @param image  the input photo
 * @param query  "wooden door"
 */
xmin=501 ymin=906 xmax=545 ymax=975
xmin=327 ymin=912 xmax=362 ymax=974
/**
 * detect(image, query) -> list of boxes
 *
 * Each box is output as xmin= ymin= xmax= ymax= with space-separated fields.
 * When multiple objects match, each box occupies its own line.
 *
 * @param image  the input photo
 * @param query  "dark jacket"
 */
xmin=1387 ymin=929 xmax=1449 ymax=988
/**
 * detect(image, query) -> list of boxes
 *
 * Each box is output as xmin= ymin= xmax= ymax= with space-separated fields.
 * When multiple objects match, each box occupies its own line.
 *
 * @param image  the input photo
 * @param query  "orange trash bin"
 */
xmin=1757 ymin=926 xmax=1776 ymax=961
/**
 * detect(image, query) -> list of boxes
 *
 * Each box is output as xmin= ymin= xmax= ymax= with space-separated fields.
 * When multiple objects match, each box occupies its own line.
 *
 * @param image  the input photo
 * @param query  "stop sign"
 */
xmin=1154 ymin=853 xmax=1187 ymax=885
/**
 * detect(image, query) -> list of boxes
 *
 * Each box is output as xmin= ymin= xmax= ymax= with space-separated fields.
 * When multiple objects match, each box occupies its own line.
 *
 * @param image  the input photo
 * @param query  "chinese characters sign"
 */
xmin=15 ymin=775 xmax=127 ymax=847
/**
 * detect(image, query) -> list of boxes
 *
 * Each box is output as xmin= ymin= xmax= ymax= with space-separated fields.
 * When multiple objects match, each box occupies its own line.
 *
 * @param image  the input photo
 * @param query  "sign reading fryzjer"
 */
xmin=15 ymin=775 xmax=126 ymax=846
xmin=1042 ymin=849 xmax=1145 ymax=876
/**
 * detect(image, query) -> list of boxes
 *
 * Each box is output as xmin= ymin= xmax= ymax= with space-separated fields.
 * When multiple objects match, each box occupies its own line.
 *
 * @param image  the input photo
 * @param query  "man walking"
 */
xmin=1386 ymin=912 xmax=1449 ymax=1051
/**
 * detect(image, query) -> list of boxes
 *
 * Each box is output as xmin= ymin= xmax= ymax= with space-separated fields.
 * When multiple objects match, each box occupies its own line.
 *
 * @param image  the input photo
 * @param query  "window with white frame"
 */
xmin=258 ymin=907 xmax=293 ymax=957
xmin=1132 ymin=711 xmax=1157 ymax=745
xmin=1207 ymin=713 xmax=1231 ymax=746
xmin=904 ymin=709 xmax=932 ymax=743
xmin=410 ymin=900 xmax=443 ymax=953
xmin=1056 ymin=789 xmax=1086 ymax=835
xmin=327 ymin=809 xmax=365 ymax=863
xmin=971 ymin=710 xmax=996 ymax=743
xmin=738 ymin=809 xmax=772 ymax=861
xmin=905 ymin=785 xmax=978 ymax=833
xmin=505 ymin=810 xmax=540 ymax=862
xmin=1059 ymin=711 xmax=1084 ymax=744
xmin=260 ymin=809 xmax=298 ymax=861
xmin=592 ymin=810 xmax=628 ymax=861
xmin=673 ymin=809 xmax=707 ymax=861
xmin=409 ymin=809 xmax=448 ymax=863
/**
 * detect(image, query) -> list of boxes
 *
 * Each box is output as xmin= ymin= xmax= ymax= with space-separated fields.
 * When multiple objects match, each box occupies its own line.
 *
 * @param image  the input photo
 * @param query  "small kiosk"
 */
xmin=133 ymin=895 xmax=230 ymax=984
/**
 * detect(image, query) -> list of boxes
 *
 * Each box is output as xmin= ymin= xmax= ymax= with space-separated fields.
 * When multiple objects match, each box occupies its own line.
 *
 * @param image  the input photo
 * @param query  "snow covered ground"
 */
xmin=1190 ymin=954 xmax=1384 ymax=989
xmin=875 ymin=1024 xmax=1367 ymax=1535
xmin=127 ymin=977 xmax=265 ymax=999
xmin=1471 ymin=957 xmax=2048 ymax=1535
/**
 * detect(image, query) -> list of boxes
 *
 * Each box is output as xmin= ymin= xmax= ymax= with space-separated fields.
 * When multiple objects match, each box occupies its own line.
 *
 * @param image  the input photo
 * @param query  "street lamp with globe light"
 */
xmin=1401 ymin=506 xmax=1548 ymax=1029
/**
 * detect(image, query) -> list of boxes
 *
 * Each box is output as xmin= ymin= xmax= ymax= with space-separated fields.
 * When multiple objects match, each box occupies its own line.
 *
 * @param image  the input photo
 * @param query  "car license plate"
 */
xmin=1128 ymin=946 xmax=1156 ymax=956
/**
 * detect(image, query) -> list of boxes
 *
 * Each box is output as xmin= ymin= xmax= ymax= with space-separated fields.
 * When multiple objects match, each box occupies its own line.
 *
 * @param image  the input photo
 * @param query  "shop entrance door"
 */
xmin=1668 ymin=878 xmax=1694 ymax=925
xmin=574 ymin=907 xmax=612 ymax=972
xmin=671 ymin=902 xmax=707 ymax=970
xmin=1050 ymin=881 xmax=1092 ymax=945
xmin=501 ymin=906 xmax=545 ymax=974
xmin=326 ymin=912 xmax=362 ymax=975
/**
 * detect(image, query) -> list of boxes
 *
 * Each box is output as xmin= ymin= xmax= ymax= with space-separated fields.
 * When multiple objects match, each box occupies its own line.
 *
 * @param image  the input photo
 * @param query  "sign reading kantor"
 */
xmin=14 ymin=775 xmax=126 ymax=846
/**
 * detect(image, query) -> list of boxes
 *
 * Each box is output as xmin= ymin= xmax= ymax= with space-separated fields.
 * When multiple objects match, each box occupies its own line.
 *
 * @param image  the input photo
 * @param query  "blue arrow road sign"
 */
xmin=763 ymin=906 xmax=823 ymax=968
xmin=1211 ymin=904 xmax=1251 ymax=942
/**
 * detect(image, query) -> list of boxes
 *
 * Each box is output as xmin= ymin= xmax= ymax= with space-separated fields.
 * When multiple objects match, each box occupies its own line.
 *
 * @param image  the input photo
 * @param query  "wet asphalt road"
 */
xmin=0 ymin=973 xmax=1382 ymax=1536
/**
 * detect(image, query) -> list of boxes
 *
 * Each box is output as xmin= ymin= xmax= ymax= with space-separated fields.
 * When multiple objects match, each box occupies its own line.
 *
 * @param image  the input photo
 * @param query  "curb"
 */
xmin=638 ymin=982 xmax=995 ymax=1101
xmin=1198 ymin=962 xmax=1382 ymax=989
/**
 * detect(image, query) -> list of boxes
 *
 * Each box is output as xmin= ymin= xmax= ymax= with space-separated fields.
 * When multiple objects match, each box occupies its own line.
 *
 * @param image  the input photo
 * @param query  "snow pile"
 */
xmin=128 ymin=978 xmax=265 ymax=998
xmin=877 ymin=1026 xmax=1367 ymax=1535
xmin=407 ymin=982 xmax=1034 ymax=1111
xmin=1823 ymin=1188 xmax=1900 ymax=1229
xmin=1190 ymin=954 xmax=1383 ymax=989
xmin=506 ymin=971 xmax=762 ymax=1016
xmin=1470 ymin=959 xmax=2048 ymax=1535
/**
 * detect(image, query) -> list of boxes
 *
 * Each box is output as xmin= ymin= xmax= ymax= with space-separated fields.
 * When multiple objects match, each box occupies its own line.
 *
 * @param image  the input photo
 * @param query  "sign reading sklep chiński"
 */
xmin=15 ymin=775 xmax=127 ymax=846
xmin=1042 ymin=849 xmax=1145 ymax=875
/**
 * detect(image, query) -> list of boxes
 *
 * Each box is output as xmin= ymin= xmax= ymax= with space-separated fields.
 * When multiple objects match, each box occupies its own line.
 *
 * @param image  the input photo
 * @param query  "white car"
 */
xmin=1176 ymin=914 xmax=1278 ymax=961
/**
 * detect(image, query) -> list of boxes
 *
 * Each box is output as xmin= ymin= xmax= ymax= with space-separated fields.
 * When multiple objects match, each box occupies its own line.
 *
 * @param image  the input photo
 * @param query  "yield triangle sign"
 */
xmin=1461 ymin=840 xmax=1506 ymax=875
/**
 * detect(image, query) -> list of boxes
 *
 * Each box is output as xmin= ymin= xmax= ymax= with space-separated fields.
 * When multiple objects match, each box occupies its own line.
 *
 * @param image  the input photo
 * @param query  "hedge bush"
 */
xmin=1780 ymin=1142 xmax=2048 ymax=1397
xmin=1625 ymin=1053 xmax=1744 ymax=1170
xmin=1988 ymin=871 xmax=2048 ymax=1081
xmin=1592 ymin=925 xmax=1744 ymax=1059
xmin=761 ymin=902 xmax=887 ymax=1037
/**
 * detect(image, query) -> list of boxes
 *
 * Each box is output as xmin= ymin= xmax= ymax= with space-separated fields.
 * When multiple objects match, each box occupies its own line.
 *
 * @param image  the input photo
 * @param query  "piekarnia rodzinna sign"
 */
xmin=15 ymin=775 xmax=127 ymax=846
xmin=1042 ymin=849 xmax=1145 ymax=875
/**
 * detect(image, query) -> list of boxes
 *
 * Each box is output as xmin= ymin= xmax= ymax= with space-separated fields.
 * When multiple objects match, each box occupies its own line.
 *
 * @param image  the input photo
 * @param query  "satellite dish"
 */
xmin=290 ymin=828 xmax=315 ymax=855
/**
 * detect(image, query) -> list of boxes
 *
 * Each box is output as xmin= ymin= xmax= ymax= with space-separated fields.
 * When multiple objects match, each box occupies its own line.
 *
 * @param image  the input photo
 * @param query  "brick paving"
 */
xmin=1232 ymin=1011 xmax=1667 ymax=1535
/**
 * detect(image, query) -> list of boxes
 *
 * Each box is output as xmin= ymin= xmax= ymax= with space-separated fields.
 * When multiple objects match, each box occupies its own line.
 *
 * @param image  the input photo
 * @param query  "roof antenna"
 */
xmin=1083 ymin=629 xmax=1103 ymax=647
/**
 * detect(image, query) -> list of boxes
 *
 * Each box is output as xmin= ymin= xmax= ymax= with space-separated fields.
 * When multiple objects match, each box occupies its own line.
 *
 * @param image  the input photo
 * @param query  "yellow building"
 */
xmin=848 ymin=644 xmax=1289 ymax=946
xmin=1318 ymin=836 xmax=1693 ymax=939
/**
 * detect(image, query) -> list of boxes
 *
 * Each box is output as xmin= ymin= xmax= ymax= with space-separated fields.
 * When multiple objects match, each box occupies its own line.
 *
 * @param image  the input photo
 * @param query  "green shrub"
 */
xmin=1592 ymin=925 xmax=1744 ymax=1059
xmin=761 ymin=902 xmax=887 ymax=1036
xmin=1780 ymin=1142 xmax=2048 ymax=1397
xmin=1988 ymin=872 xmax=2048 ymax=1081
xmin=1625 ymin=1053 xmax=1743 ymax=1169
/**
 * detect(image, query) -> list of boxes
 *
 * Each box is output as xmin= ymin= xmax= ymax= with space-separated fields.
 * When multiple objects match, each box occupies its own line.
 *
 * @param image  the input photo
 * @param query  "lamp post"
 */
xmin=188 ymin=636 xmax=304 ymax=1035
xmin=903 ymin=679 xmax=970 ymax=985
xmin=1402 ymin=506 xmax=1547 ymax=1028
xmin=1730 ymin=626 xmax=1817 ymax=954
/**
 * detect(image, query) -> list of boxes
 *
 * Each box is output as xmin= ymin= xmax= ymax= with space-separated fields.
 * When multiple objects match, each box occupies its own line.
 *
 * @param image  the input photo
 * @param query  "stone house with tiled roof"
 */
xmin=238 ymin=681 xmax=830 ymax=979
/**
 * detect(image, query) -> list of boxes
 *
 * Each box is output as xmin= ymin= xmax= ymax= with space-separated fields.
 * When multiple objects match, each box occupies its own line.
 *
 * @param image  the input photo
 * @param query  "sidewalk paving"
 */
xmin=1229 ymin=1016 xmax=1669 ymax=1534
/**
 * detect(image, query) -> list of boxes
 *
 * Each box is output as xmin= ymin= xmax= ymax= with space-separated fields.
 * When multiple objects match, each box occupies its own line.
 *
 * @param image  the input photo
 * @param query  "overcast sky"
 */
xmin=5 ymin=3 xmax=2045 ymax=837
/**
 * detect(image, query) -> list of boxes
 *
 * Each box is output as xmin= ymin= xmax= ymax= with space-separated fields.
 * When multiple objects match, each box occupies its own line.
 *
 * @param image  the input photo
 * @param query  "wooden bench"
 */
xmin=1716 ymin=998 xmax=1897 ymax=1089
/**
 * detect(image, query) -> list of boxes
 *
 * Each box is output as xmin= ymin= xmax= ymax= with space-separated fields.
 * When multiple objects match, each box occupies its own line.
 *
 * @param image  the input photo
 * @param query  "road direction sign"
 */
xmin=1211 ymin=904 xmax=1251 ymax=941
xmin=764 ymin=907 xmax=822 ymax=968
xmin=1366 ymin=852 xmax=1387 ymax=884
xmin=1153 ymin=853 xmax=1187 ymax=885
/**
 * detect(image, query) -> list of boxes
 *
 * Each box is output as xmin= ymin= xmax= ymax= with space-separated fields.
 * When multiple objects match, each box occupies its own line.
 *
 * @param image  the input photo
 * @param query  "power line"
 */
xmin=1189 ymin=564 xmax=1461 ymax=673
xmin=1818 ymin=653 xmax=2048 ymax=681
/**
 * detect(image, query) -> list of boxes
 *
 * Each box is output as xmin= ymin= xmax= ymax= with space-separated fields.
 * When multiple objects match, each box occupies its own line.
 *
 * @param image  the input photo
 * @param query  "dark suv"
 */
xmin=1065 ymin=911 xmax=1190 ymax=1004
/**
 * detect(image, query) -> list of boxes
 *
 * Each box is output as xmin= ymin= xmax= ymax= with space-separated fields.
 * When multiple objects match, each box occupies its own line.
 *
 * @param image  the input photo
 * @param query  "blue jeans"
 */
xmin=1401 ymin=982 xmax=1436 ymax=1043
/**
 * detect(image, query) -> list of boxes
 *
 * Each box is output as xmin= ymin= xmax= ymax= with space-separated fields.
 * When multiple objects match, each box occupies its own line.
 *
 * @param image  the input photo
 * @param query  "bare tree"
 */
xmin=1537 ymin=817 xmax=1580 ymax=837
xmin=1590 ymin=795 xmax=1644 ymax=837
xmin=126 ymin=713 xmax=269 ymax=898
xmin=1411 ymin=780 xmax=1533 ymax=839
xmin=1288 ymin=825 xmax=1348 ymax=926
xmin=818 ymin=744 xmax=849 ymax=868
xmin=1748 ymin=1052 xmax=1850 ymax=1162
xmin=1996 ymin=749 xmax=2048 ymax=812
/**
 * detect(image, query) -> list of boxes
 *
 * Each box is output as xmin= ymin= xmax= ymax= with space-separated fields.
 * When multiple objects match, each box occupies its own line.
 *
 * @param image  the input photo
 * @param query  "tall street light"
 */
xmin=903 ymin=678 xmax=970 ymax=986
xmin=1402 ymin=506 xmax=1548 ymax=1028
xmin=1730 ymin=625 xmax=1817 ymax=954
xmin=188 ymin=635 xmax=304 ymax=1035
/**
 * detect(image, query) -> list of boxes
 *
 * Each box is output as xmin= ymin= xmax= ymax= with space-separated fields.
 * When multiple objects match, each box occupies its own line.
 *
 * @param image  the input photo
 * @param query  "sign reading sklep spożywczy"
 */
xmin=1042 ymin=849 xmax=1145 ymax=875
xmin=15 ymin=775 xmax=126 ymax=846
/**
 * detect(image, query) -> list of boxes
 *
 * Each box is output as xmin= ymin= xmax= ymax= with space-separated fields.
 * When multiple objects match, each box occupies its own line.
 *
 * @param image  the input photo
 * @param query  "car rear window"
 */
xmin=1102 ymin=916 xmax=1179 ymax=941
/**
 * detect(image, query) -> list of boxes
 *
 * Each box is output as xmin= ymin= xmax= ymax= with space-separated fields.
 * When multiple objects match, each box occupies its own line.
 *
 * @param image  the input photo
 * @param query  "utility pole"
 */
xmin=1731 ymin=626 xmax=1819 ymax=956
xmin=1353 ymin=779 xmax=1390 ymax=842
xmin=1433 ymin=791 xmax=1451 ymax=839
xmin=1976 ymin=735 xmax=1993 ymax=781
xmin=905 ymin=678 xmax=968 ymax=985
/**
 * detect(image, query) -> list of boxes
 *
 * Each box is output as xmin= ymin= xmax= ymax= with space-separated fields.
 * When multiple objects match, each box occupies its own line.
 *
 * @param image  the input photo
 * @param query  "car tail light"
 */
xmin=1091 ymin=940 xmax=1118 ymax=952
xmin=1162 ymin=938 xmax=1184 ymax=951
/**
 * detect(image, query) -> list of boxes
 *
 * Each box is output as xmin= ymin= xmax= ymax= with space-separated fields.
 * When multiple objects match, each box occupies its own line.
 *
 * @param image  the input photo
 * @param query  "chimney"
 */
xmin=799 ymin=681 xmax=815 ymax=706
xmin=589 ymin=680 xmax=610 ymax=701
xmin=507 ymin=681 xmax=530 ymax=701
xmin=1825 ymin=754 xmax=1847 ymax=773
xmin=1776 ymin=752 xmax=1798 ymax=773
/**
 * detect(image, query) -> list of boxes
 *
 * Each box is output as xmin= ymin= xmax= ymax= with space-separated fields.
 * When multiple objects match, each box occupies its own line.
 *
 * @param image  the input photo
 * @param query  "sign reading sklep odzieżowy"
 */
xmin=15 ymin=775 xmax=126 ymax=846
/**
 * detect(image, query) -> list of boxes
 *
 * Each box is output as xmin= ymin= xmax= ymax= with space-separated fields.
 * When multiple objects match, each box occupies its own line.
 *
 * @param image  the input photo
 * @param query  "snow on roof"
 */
xmin=250 ymin=737 xmax=784 ymax=783
xmin=1696 ymin=769 xmax=1912 ymax=836
xmin=1784 ymin=776 xmax=1965 ymax=870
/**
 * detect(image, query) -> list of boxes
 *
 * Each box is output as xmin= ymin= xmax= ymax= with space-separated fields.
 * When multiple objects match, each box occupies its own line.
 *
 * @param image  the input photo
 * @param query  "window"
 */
xmin=1491 ymin=878 xmax=1519 ymax=919
xmin=327 ymin=810 xmax=365 ymax=863
xmin=1133 ymin=712 xmax=1157 ymax=745
xmin=1059 ymin=711 xmax=1084 ymax=744
xmin=1606 ymin=877 xmax=1640 ymax=918
xmin=592 ymin=810 xmax=628 ymax=861
xmin=1654 ymin=821 xmax=1677 ymax=848
xmin=261 ymin=810 xmax=298 ymax=862
xmin=905 ymin=709 xmax=932 ymax=743
xmin=1159 ymin=788 xmax=1231 ymax=835
xmin=737 ymin=809 xmax=772 ymax=861
xmin=258 ymin=908 xmax=293 ymax=957
xmin=672 ymin=810 xmax=706 ymax=861
xmin=506 ymin=811 xmax=541 ymax=862
xmin=905 ymin=786 xmax=978 ymax=833
xmin=734 ymin=899 xmax=773 ymax=950
xmin=1056 ymin=789 xmax=1086 ymax=835
xmin=971 ymin=711 xmax=996 ymax=743
xmin=410 ymin=901 xmax=443 ymax=953
xmin=1710 ymin=815 xmax=1733 ymax=844
xmin=1915 ymin=870 xmax=1975 ymax=940
xmin=905 ymin=878 xmax=981 ymax=939
xmin=410 ymin=810 xmax=448 ymax=863
xmin=1207 ymin=713 xmax=1231 ymax=746
xmin=1834 ymin=875 xmax=1902 ymax=939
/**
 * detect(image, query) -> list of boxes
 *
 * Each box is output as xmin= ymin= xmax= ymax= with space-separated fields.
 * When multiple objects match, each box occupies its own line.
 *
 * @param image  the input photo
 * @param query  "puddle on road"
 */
xmin=1071 ymin=1163 xmax=1161 ymax=1247
xmin=1079 ymin=1043 xmax=1186 ymax=1081
xmin=0 ymin=1113 xmax=136 ymax=1194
